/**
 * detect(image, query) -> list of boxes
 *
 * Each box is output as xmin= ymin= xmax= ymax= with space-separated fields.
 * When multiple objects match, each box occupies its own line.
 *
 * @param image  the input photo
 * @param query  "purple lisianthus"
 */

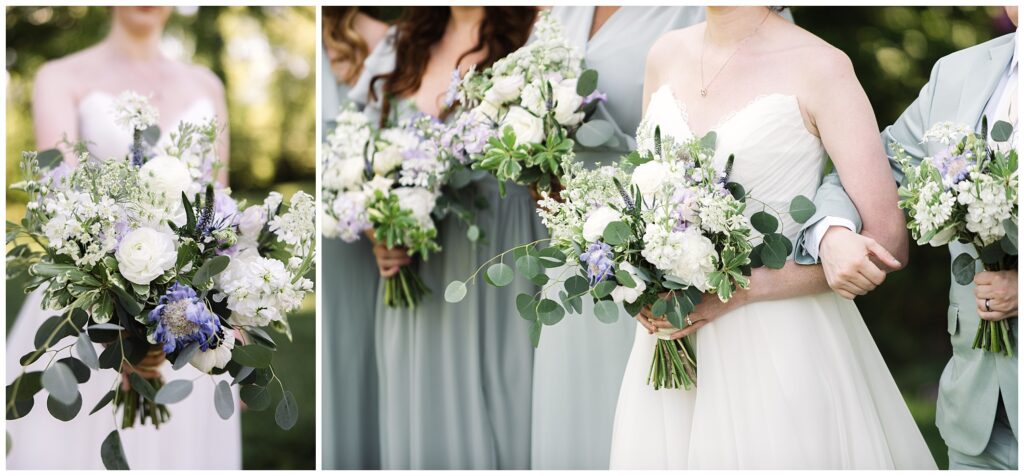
xmin=582 ymin=91 xmax=607 ymax=107
xmin=580 ymin=241 xmax=615 ymax=285
xmin=931 ymin=148 xmax=975 ymax=188
xmin=214 ymin=189 xmax=239 ymax=225
xmin=149 ymin=283 xmax=221 ymax=353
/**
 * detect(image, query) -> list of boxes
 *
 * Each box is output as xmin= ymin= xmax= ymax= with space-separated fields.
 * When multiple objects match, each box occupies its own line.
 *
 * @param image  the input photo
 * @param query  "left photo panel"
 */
xmin=5 ymin=6 xmax=317 ymax=470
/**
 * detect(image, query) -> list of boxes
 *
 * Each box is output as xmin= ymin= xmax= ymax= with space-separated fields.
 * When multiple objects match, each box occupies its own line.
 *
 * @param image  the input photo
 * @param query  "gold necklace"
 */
xmin=699 ymin=10 xmax=771 ymax=98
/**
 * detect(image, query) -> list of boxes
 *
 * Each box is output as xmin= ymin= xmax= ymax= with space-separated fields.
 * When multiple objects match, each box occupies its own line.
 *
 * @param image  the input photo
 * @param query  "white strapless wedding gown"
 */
xmin=608 ymin=85 xmax=937 ymax=469
xmin=6 ymin=91 xmax=242 ymax=470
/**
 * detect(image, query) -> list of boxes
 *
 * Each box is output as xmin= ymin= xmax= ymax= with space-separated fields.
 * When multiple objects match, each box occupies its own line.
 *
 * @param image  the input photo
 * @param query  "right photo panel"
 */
xmin=320 ymin=5 xmax=1019 ymax=471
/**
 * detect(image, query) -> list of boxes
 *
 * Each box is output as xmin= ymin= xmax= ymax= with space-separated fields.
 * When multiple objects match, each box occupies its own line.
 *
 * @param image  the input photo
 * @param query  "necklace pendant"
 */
xmin=700 ymin=88 xmax=707 ymax=97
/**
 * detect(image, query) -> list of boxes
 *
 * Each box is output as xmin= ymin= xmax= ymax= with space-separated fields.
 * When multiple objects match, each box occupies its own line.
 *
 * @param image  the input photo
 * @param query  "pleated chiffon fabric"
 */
xmin=609 ymin=86 xmax=937 ymax=469
xmin=350 ymin=30 xmax=543 ymax=470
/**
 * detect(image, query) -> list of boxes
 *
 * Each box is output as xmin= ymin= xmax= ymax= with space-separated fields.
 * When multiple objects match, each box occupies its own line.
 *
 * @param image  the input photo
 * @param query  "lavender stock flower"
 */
xmin=149 ymin=283 xmax=222 ymax=353
xmin=582 ymin=90 xmax=607 ymax=107
xmin=580 ymin=241 xmax=615 ymax=285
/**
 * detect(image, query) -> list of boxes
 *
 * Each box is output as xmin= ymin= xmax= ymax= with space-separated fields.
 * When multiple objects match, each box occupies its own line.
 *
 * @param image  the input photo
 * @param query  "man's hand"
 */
xmin=974 ymin=270 xmax=1018 ymax=321
xmin=818 ymin=226 xmax=902 ymax=300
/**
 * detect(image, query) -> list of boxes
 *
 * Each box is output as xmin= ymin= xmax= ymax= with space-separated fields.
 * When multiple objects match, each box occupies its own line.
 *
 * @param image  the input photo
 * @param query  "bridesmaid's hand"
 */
xmin=365 ymin=228 xmax=411 ymax=278
xmin=647 ymin=291 xmax=749 ymax=339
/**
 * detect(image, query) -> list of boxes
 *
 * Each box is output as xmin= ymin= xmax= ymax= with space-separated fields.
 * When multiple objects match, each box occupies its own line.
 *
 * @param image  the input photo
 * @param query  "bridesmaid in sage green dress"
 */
xmin=528 ymin=7 xmax=801 ymax=470
xmin=348 ymin=7 xmax=540 ymax=470
xmin=529 ymin=8 xmax=796 ymax=470
xmin=321 ymin=7 xmax=389 ymax=470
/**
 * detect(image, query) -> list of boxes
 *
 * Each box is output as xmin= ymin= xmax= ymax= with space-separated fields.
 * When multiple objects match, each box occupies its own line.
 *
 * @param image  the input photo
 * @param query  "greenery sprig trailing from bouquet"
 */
xmin=452 ymin=11 xmax=609 ymax=196
xmin=320 ymin=105 xmax=485 ymax=308
xmin=6 ymin=92 xmax=314 ymax=469
xmin=446 ymin=125 xmax=815 ymax=390
xmin=895 ymin=117 xmax=1017 ymax=356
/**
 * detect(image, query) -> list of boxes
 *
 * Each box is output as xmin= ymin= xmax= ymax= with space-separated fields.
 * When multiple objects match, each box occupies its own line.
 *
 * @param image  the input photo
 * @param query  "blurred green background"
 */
xmin=5 ymin=6 xmax=315 ymax=470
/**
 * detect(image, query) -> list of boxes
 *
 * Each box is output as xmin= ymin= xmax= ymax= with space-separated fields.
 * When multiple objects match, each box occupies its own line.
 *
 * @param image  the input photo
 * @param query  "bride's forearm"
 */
xmin=738 ymin=261 xmax=832 ymax=304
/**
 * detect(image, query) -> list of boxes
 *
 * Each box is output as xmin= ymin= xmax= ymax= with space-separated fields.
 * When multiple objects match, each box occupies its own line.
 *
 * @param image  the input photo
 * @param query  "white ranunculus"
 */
xmin=190 ymin=331 xmax=235 ymax=373
xmin=501 ymin=106 xmax=545 ymax=146
xmin=610 ymin=262 xmax=648 ymax=304
xmin=487 ymin=74 xmax=525 ymax=104
xmin=521 ymin=83 xmax=546 ymax=116
xmin=631 ymin=161 xmax=671 ymax=200
xmin=582 ymin=206 xmax=621 ymax=242
xmin=324 ymin=158 xmax=366 ymax=191
xmin=116 ymin=227 xmax=177 ymax=285
xmin=552 ymin=78 xmax=584 ymax=126
xmin=394 ymin=187 xmax=437 ymax=229
xmin=238 ymin=205 xmax=267 ymax=238
xmin=140 ymin=155 xmax=194 ymax=204
xmin=373 ymin=147 xmax=405 ymax=175
xmin=666 ymin=228 xmax=717 ymax=291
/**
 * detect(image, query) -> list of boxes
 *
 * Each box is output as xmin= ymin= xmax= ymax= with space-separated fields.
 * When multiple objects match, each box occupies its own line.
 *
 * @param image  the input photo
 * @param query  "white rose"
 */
xmin=394 ymin=187 xmax=437 ymax=229
xmin=472 ymin=100 xmax=500 ymax=123
xmin=520 ymin=82 xmax=546 ymax=116
xmin=486 ymin=74 xmax=525 ymax=104
xmin=238 ymin=205 xmax=267 ymax=238
xmin=373 ymin=147 xmax=405 ymax=175
xmin=140 ymin=155 xmax=194 ymax=204
xmin=631 ymin=161 xmax=671 ymax=200
xmin=116 ymin=227 xmax=177 ymax=285
xmin=552 ymin=78 xmax=584 ymax=126
xmin=324 ymin=158 xmax=365 ymax=191
xmin=190 ymin=331 xmax=235 ymax=373
xmin=582 ymin=206 xmax=621 ymax=242
xmin=666 ymin=228 xmax=717 ymax=291
xmin=610 ymin=262 xmax=648 ymax=304
xmin=501 ymin=106 xmax=545 ymax=146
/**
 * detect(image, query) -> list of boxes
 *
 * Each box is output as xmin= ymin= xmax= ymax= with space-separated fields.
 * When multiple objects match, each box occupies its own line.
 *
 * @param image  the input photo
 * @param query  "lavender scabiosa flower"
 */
xmin=149 ymin=283 xmax=221 ymax=354
xmin=580 ymin=241 xmax=615 ymax=285
xmin=930 ymin=148 xmax=975 ymax=188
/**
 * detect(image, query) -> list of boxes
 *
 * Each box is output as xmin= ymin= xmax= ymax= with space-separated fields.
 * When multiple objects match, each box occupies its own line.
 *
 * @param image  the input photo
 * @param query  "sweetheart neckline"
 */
xmin=652 ymin=84 xmax=814 ymax=140
xmin=78 ymin=90 xmax=215 ymax=132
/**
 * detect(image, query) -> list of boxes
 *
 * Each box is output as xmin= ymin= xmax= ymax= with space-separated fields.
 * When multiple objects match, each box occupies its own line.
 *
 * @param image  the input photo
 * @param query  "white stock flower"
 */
xmin=364 ymin=176 xmax=395 ymax=197
xmin=393 ymin=187 xmax=437 ymax=229
xmin=582 ymin=206 xmax=621 ymax=242
xmin=190 ymin=331 xmax=235 ymax=373
xmin=642 ymin=226 xmax=716 ymax=291
xmin=116 ymin=227 xmax=177 ymax=285
xmin=323 ymin=158 xmax=365 ymax=191
xmin=501 ymin=106 xmax=545 ymax=146
xmin=112 ymin=91 xmax=158 ymax=131
xmin=217 ymin=250 xmax=312 ymax=327
xmin=957 ymin=175 xmax=1013 ymax=245
xmin=269 ymin=191 xmax=316 ymax=255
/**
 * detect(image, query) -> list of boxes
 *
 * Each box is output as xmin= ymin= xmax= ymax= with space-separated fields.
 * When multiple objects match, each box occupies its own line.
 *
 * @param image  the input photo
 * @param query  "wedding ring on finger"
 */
xmin=686 ymin=316 xmax=694 ymax=327
xmin=985 ymin=299 xmax=992 ymax=312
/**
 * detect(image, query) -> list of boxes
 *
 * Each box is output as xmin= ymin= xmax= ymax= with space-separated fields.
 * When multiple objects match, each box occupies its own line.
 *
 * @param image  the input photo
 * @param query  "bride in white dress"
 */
xmin=6 ymin=7 xmax=241 ymax=469
xmin=610 ymin=7 xmax=937 ymax=469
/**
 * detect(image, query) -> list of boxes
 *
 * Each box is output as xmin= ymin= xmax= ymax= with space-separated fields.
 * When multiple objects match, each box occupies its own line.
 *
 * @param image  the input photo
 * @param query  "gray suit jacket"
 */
xmin=794 ymin=32 xmax=1018 ymax=456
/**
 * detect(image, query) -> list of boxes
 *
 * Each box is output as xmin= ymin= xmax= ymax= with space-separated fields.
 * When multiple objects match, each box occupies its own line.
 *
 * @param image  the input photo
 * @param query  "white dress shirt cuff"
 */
xmin=806 ymin=217 xmax=857 ymax=262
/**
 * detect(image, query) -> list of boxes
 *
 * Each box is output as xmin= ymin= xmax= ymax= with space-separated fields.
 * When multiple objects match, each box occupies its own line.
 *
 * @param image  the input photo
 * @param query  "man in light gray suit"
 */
xmin=793 ymin=7 xmax=1019 ymax=470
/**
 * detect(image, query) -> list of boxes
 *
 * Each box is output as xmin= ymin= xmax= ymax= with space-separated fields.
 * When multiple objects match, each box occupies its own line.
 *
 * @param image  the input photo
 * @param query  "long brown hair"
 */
xmin=322 ymin=6 xmax=375 ymax=84
xmin=370 ymin=6 xmax=537 ymax=126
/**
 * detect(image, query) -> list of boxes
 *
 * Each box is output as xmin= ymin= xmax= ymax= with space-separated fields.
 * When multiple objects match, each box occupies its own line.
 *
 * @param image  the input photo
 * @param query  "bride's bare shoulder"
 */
xmin=177 ymin=62 xmax=226 ymax=100
xmin=34 ymin=45 xmax=105 ymax=88
xmin=645 ymin=23 xmax=703 ymax=76
xmin=773 ymin=22 xmax=856 ymax=82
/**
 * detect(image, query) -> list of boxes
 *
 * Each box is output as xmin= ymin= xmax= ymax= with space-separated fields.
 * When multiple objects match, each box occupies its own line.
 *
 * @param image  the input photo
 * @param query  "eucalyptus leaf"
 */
xmin=564 ymin=275 xmax=589 ymax=296
xmin=76 ymin=334 xmax=99 ymax=370
xmin=602 ymin=221 xmax=631 ymax=246
xmin=35 ymin=148 xmax=63 ymax=169
xmin=515 ymin=255 xmax=542 ymax=279
xmin=57 ymin=357 xmax=90 ymax=384
xmin=46 ymin=392 xmax=82 ymax=421
xmin=172 ymin=343 xmax=201 ymax=371
xmin=142 ymin=125 xmax=161 ymax=145
xmin=214 ymin=380 xmax=234 ymax=419
xmin=444 ymin=281 xmax=468 ymax=303
xmin=193 ymin=255 xmax=231 ymax=287
xmin=466 ymin=225 xmax=481 ymax=242
xmin=575 ymin=119 xmax=615 ymax=147
xmin=991 ymin=120 xmax=1014 ymax=142
xmin=231 ymin=345 xmax=273 ymax=368
xmin=275 ymin=391 xmax=299 ymax=430
xmin=592 ymin=280 xmax=616 ymax=298
xmin=516 ymin=293 xmax=538 ymax=321
xmin=594 ymin=300 xmax=620 ymax=324
xmin=1004 ymin=218 xmax=1018 ymax=249
xmin=575 ymin=69 xmax=599 ymax=96
xmin=751 ymin=211 xmax=779 ymax=234
xmin=100 ymin=431 xmax=129 ymax=470
xmin=154 ymin=380 xmax=194 ymax=405
xmin=536 ymin=299 xmax=565 ymax=326
xmin=486 ymin=263 xmax=515 ymax=287
xmin=529 ymin=319 xmax=543 ymax=347
xmin=240 ymin=384 xmax=272 ymax=411
xmin=128 ymin=373 xmax=156 ymax=401
xmin=951 ymin=253 xmax=977 ymax=286
xmin=760 ymin=234 xmax=790 ymax=269
xmin=41 ymin=362 xmax=78 ymax=405
xmin=89 ymin=390 xmax=116 ymax=416
xmin=789 ymin=195 xmax=816 ymax=224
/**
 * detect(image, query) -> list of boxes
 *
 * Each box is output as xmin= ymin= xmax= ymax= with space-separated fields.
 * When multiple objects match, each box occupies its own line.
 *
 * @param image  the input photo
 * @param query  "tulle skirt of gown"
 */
xmin=322 ymin=238 xmax=380 ymax=469
xmin=6 ymin=289 xmax=242 ymax=470
xmin=609 ymin=291 xmax=938 ymax=469
xmin=375 ymin=178 xmax=542 ymax=470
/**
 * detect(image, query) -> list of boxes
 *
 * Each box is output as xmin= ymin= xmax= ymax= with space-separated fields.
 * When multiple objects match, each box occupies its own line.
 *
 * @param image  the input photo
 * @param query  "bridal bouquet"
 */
xmin=895 ymin=118 xmax=1018 ymax=356
xmin=452 ymin=11 xmax=607 ymax=196
xmin=6 ymin=92 xmax=314 ymax=469
xmin=322 ymin=106 xmax=475 ymax=308
xmin=447 ymin=127 xmax=815 ymax=389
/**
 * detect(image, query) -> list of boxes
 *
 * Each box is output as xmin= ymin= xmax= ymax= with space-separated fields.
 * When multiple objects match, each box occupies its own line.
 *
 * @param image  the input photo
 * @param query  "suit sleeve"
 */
xmin=792 ymin=58 xmax=942 ymax=264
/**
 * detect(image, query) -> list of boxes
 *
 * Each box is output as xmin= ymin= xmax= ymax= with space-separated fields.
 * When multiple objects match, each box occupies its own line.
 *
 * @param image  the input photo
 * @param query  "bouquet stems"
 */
xmin=383 ymin=264 xmax=430 ymax=308
xmin=114 ymin=377 xmax=170 ymax=429
xmin=647 ymin=337 xmax=698 ymax=390
xmin=972 ymin=261 xmax=1016 ymax=357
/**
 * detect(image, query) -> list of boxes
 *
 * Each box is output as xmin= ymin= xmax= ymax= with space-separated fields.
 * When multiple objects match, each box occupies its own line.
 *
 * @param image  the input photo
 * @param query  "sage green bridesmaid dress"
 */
xmin=530 ymin=7 xmax=706 ymax=470
xmin=350 ymin=30 xmax=542 ymax=470
xmin=321 ymin=46 xmax=381 ymax=470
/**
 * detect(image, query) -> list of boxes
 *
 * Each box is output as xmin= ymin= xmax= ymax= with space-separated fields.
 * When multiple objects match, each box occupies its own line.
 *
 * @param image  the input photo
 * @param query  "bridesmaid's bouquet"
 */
xmin=446 ymin=127 xmax=815 ymax=390
xmin=895 ymin=118 xmax=1018 ymax=356
xmin=322 ymin=106 xmax=477 ymax=308
xmin=6 ymin=92 xmax=314 ymax=469
xmin=452 ymin=11 xmax=608 ymax=196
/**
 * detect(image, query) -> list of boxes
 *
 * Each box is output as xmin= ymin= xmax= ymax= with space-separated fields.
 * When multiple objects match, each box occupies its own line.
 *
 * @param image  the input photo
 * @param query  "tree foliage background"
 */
xmin=5 ymin=6 xmax=315 ymax=470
